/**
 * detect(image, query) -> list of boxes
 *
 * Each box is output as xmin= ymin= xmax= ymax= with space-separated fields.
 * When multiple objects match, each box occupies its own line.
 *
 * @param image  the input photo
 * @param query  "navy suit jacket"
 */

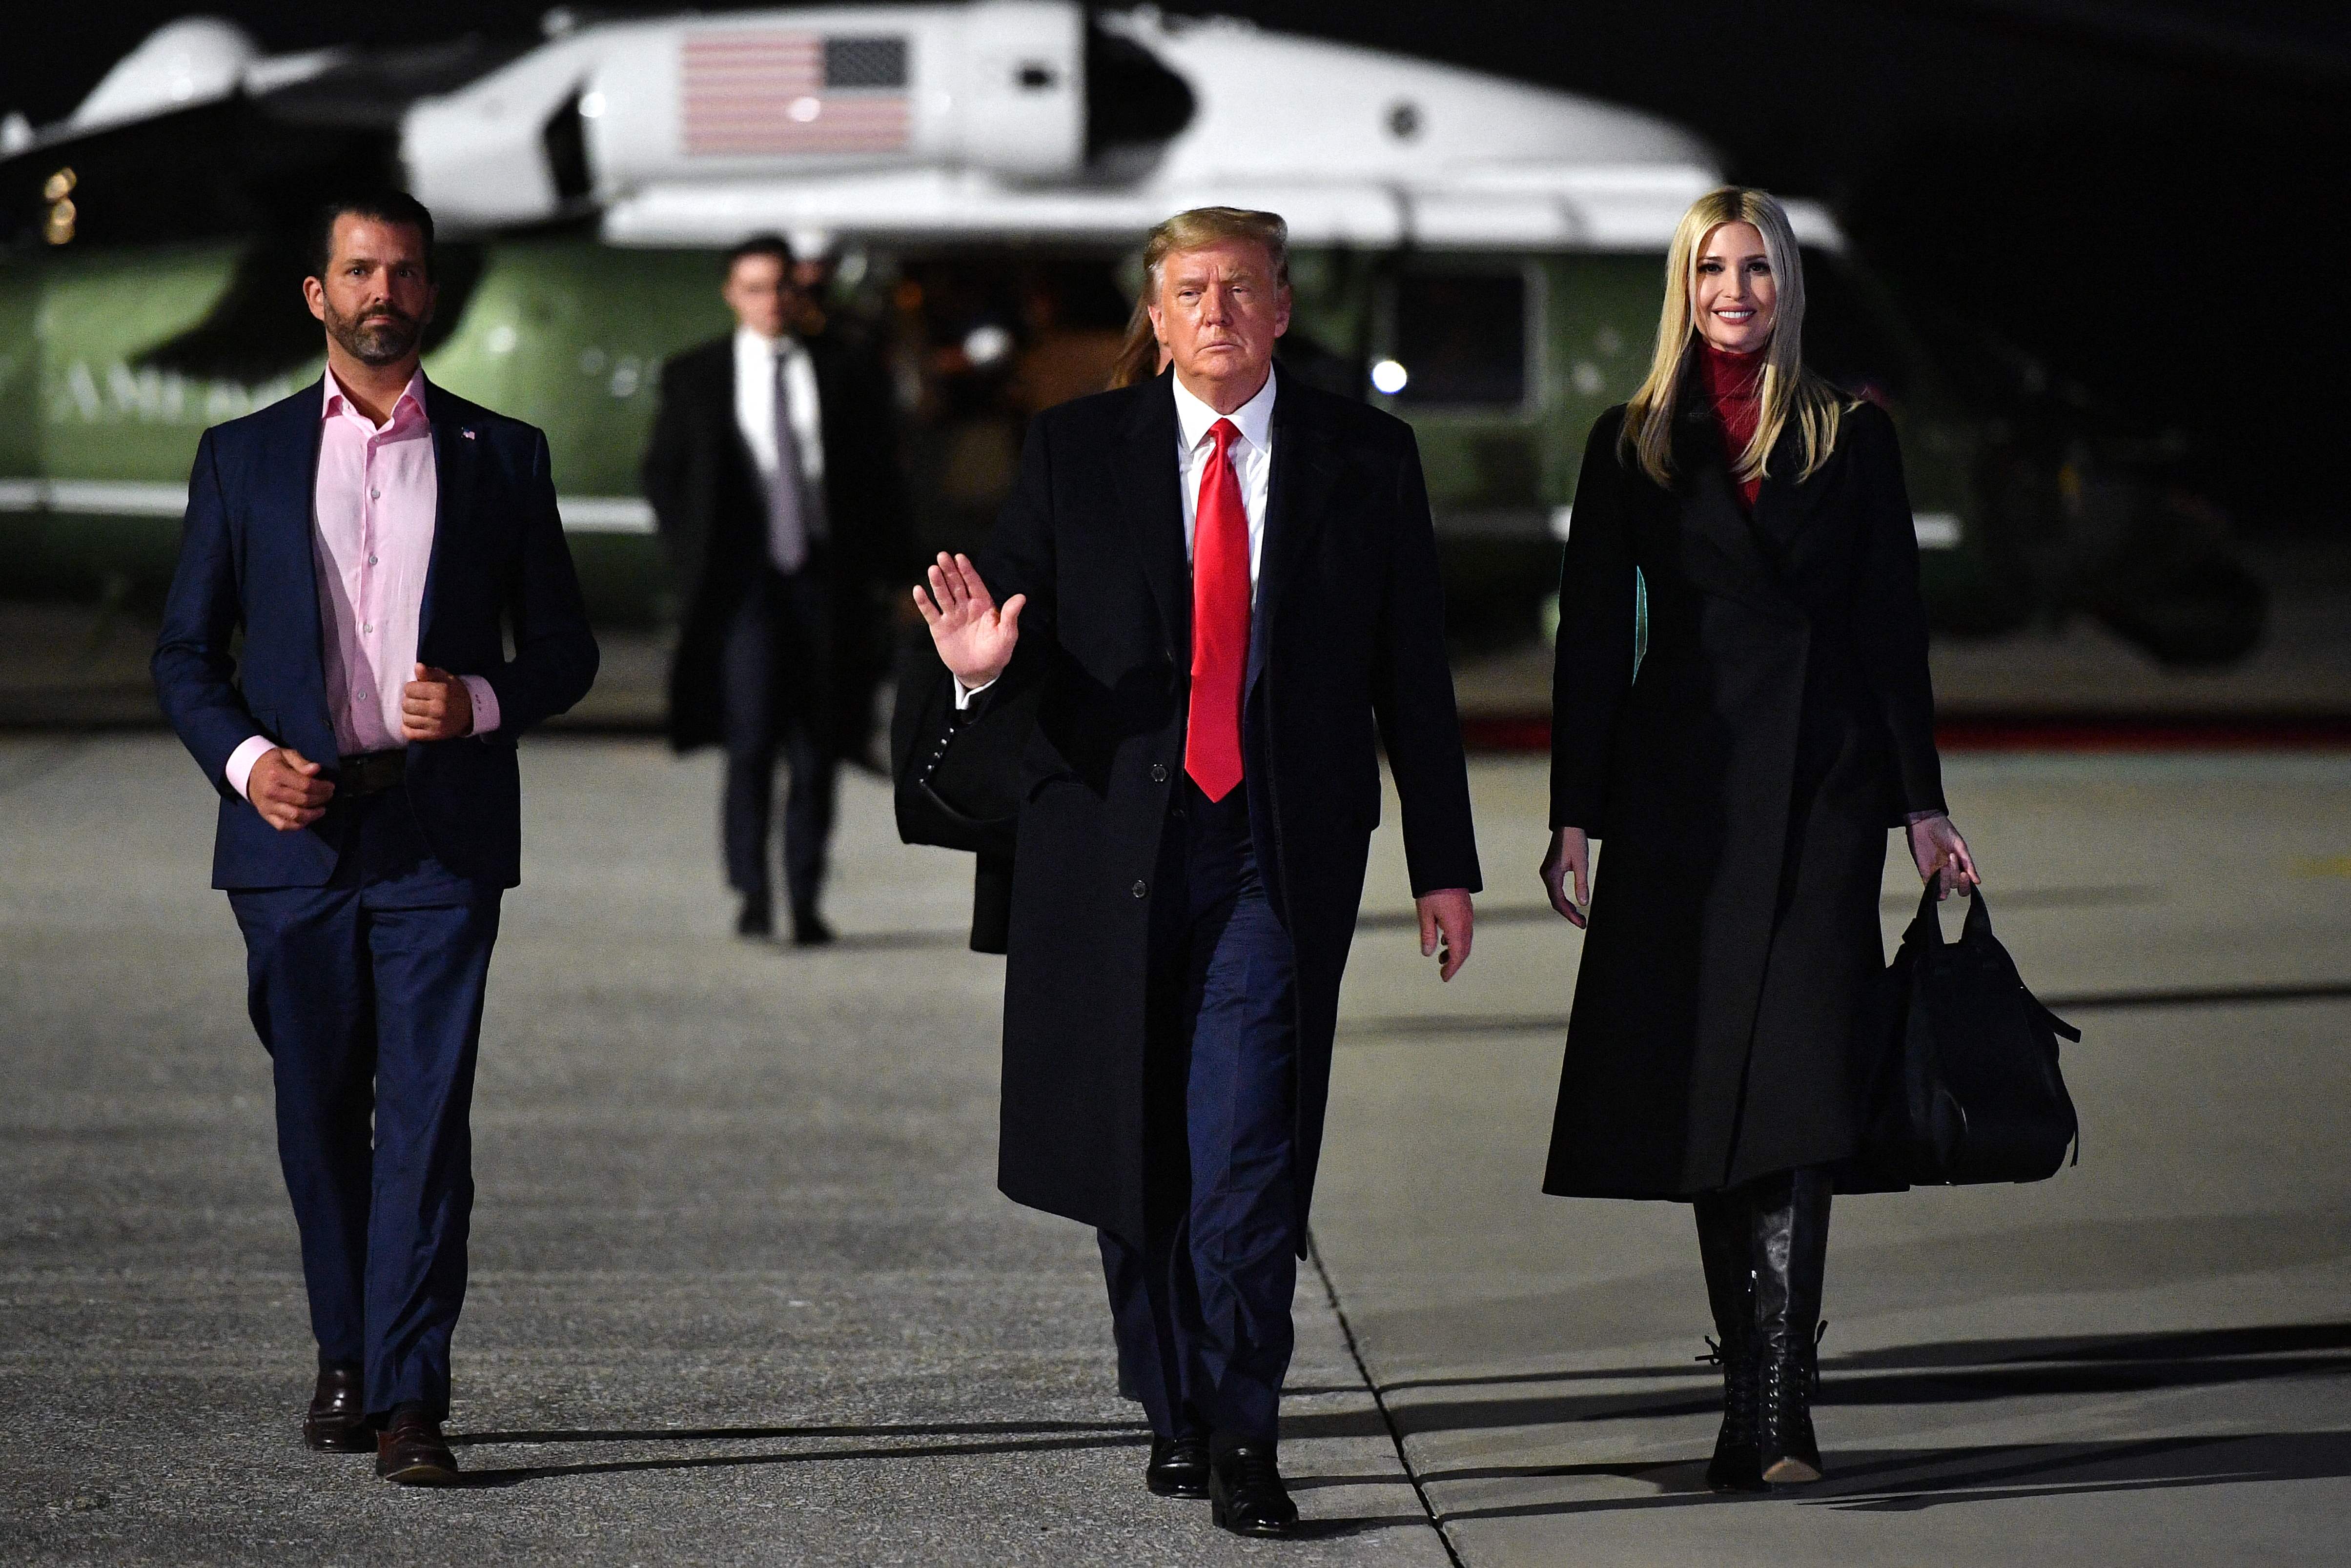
xmin=153 ymin=378 xmax=599 ymax=890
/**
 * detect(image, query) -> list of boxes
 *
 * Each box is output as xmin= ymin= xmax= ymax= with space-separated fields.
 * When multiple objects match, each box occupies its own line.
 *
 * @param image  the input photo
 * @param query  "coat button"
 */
xmin=1150 ymin=763 xmax=1168 ymax=783
xmin=1132 ymin=880 xmax=1148 ymax=898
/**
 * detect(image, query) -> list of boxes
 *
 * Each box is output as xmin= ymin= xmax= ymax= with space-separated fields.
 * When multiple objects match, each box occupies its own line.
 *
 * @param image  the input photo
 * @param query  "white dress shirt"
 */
xmin=1171 ymin=365 xmax=1275 ymax=596
xmin=956 ymin=367 xmax=1277 ymax=707
xmin=733 ymin=325 xmax=826 ymax=519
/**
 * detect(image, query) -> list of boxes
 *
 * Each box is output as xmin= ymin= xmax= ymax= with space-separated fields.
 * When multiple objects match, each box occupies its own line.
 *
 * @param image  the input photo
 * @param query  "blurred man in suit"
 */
xmin=153 ymin=193 xmax=598 ymax=1484
xmin=916 ymin=207 xmax=1480 ymax=1536
xmin=643 ymin=234 xmax=914 ymax=944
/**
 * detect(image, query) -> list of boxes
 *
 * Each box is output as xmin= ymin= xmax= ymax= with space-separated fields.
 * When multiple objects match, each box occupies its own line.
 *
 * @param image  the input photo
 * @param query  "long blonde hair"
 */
xmin=1620 ymin=186 xmax=1850 ymax=489
xmin=1106 ymin=294 xmax=1162 ymax=389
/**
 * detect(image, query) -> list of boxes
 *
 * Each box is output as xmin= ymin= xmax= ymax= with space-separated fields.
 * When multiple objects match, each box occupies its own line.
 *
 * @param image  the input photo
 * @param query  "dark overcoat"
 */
xmin=1543 ymin=395 xmax=1945 ymax=1200
xmin=965 ymin=370 xmax=1482 ymax=1250
xmin=640 ymin=333 xmax=915 ymax=753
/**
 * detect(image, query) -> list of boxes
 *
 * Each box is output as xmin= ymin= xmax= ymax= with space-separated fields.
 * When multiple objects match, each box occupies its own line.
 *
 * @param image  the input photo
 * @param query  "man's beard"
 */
xmin=325 ymin=299 xmax=422 ymax=367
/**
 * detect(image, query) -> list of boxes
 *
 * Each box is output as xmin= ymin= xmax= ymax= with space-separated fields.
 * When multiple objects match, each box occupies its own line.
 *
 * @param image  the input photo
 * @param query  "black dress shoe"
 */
xmin=375 ymin=1406 xmax=460 ymax=1487
xmin=737 ymin=897 xmax=774 ymax=938
xmin=1145 ymin=1435 xmax=1210 ymax=1499
xmin=1209 ymin=1443 xmax=1299 ymax=1537
xmin=302 ymin=1364 xmax=372 ymax=1453
xmin=790 ymin=908 xmax=835 ymax=947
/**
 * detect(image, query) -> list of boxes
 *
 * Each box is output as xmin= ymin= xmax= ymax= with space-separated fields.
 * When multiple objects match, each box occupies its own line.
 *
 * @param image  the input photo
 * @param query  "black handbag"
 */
xmin=1860 ymin=883 xmax=2082 ymax=1186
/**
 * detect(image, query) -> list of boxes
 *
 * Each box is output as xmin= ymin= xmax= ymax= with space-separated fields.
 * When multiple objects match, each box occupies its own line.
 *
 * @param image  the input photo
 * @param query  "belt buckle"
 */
xmin=342 ymin=750 xmax=403 ymax=798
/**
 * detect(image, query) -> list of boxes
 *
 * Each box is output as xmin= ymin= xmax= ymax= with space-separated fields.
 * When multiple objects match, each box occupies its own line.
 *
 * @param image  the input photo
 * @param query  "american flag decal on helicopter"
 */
xmin=680 ymin=31 xmax=913 ymax=158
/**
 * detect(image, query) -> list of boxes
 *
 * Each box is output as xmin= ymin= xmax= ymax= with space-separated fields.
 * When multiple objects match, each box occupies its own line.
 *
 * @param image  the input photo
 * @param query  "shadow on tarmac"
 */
xmin=444 ymin=1427 xmax=1147 ymax=1488
xmin=1312 ymin=1322 xmax=2351 ymax=1441
xmin=442 ymin=1417 xmax=1438 ymax=1533
xmin=1307 ymin=1335 xmax=2351 ymax=1466
xmin=1370 ymin=1321 xmax=2351 ymax=1398
xmin=451 ymin=1417 xmax=1151 ymax=1446
xmin=1424 ymin=1431 xmax=2351 ymax=1519
xmin=740 ymin=930 xmax=973 ymax=953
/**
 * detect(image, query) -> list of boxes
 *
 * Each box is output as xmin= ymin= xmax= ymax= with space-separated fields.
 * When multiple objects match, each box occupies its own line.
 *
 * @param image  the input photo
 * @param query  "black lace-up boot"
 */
xmin=1751 ymin=1165 xmax=1833 ymax=1485
xmin=1694 ymin=1187 xmax=1764 ymax=1491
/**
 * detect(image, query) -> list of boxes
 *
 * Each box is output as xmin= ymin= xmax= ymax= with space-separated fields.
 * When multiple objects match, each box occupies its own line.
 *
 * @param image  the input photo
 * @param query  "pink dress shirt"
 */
xmin=226 ymin=369 xmax=498 ymax=800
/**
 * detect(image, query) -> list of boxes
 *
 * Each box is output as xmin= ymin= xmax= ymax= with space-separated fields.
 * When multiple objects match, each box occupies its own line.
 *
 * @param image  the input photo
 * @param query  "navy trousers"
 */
xmin=1099 ymin=779 xmax=1300 ymax=1446
xmin=227 ymin=789 xmax=502 ymax=1421
xmin=721 ymin=565 xmax=837 ymax=916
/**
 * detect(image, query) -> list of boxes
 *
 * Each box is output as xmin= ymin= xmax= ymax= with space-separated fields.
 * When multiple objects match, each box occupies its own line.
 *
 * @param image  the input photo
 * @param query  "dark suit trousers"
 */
xmin=227 ymin=790 xmax=501 ymax=1421
xmin=722 ymin=565 xmax=837 ymax=914
xmin=1099 ymin=779 xmax=1300 ymax=1445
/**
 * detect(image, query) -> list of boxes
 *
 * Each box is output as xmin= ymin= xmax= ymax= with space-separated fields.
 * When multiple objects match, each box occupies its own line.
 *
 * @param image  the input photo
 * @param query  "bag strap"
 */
xmin=2035 ymin=998 xmax=2083 ymax=1044
xmin=1962 ymin=884 xmax=1996 ymax=942
xmin=1910 ymin=880 xmax=1946 ymax=946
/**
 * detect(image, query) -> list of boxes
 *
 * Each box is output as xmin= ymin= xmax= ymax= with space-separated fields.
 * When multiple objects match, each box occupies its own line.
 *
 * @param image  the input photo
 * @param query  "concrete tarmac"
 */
xmin=1322 ymin=752 xmax=2351 ymax=1567
xmin=3 ymin=737 xmax=2347 ymax=1565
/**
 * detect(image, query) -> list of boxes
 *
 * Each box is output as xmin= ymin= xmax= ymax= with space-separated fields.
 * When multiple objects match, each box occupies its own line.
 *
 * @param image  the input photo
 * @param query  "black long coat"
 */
xmin=640 ymin=334 xmax=915 ymax=753
xmin=965 ymin=370 xmax=1482 ymax=1250
xmin=1543 ymin=396 xmax=1945 ymax=1200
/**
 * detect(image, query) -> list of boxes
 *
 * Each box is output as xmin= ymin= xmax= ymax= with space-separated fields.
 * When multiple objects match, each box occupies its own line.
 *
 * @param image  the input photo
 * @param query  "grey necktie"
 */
xmin=769 ymin=349 xmax=814 ymax=575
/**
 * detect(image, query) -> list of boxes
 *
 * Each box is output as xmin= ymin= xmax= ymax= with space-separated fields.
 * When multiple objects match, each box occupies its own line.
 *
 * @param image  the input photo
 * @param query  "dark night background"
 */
xmin=7 ymin=1 xmax=2346 ymax=532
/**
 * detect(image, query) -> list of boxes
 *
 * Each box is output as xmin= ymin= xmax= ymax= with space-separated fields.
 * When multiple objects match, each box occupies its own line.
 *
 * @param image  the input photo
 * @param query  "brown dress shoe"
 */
xmin=303 ymin=1366 xmax=372 ymax=1453
xmin=376 ymin=1407 xmax=460 ymax=1486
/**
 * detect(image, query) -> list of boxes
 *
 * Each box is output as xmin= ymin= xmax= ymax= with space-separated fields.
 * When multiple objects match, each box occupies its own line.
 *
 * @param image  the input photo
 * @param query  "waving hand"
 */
xmin=914 ymin=552 xmax=1025 ymax=692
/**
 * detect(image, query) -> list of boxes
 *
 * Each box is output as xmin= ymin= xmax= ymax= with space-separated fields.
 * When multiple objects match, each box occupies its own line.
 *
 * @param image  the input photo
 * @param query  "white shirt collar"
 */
xmin=1171 ymin=365 xmax=1276 ymax=456
xmin=736 ymin=325 xmax=801 ymax=361
xmin=322 ymin=366 xmax=428 ymax=426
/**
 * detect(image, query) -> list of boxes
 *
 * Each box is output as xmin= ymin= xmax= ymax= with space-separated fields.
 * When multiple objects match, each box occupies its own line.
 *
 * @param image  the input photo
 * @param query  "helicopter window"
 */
xmin=543 ymin=94 xmax=593 ymax=204
xmin=825 ymin=37 xmax=909 ymax=89
xmin=1084 ymin=27 xmax=1196 ymax=159
xmin=1390 ymin=271 xmax=1528 ymax=407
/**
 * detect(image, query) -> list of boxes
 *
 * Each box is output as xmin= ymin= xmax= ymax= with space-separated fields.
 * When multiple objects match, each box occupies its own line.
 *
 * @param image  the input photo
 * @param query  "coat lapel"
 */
xmin=1747 ymin=420 xmax=1819 ymax=559
xmin=266 ymin=380 xmax=333 ymax=734
xmin=1111 ymin=375 xmax=1190 ymax=667
xmin=1254 ymin=381 xmax=1340 ymax=688
xmin=803 ymin=335 xmax=844 ymax=492
xmin=1674 ymin=406 xmax=1802 ymax=619
xmin=420 ymin=382 xmax=479 ymax=653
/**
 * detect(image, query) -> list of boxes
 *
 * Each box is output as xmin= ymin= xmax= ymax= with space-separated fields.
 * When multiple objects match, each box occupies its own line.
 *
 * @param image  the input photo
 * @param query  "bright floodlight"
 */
xmin=1370 ymin=358 xmax=1409 ymax=395
xmin=963 ymin=324 xmax=1014 ymax=367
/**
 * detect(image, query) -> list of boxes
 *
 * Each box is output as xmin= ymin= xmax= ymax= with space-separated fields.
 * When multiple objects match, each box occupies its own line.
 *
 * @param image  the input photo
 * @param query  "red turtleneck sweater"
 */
xmin=1698 ymin=343 xmax=1765 ymax=508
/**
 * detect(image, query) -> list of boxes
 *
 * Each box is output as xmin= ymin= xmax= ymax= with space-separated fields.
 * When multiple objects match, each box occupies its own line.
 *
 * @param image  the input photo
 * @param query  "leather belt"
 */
xmin=339 ymin=750 xmax=407 ymax=798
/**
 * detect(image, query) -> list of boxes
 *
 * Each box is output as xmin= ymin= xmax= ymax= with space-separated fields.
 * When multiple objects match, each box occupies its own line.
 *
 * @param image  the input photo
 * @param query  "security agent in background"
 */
xmin=643 ymin=233 xmax=916 ymax=945
xmin=152 ymin=192 xmax=598 ymax=1485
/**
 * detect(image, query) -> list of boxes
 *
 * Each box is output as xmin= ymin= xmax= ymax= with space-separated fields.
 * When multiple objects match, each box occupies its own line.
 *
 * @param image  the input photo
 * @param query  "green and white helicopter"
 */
xmin=0 ymin=4 xmax=2258 ymax=663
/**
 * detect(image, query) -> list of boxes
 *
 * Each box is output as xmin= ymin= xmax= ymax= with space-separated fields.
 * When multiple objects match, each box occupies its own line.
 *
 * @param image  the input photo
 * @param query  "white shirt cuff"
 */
xmin=225 ymin=734 xmax=277 ymax=802
xmin=952 ymin=676 xmax=998 ymax=711
xmin=460 ymin=674 xmax=501 ymax=737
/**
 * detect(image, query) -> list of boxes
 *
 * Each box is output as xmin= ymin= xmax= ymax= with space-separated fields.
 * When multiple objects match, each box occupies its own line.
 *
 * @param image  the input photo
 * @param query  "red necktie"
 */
xmin=1186 ymin=418 xmax=1249 ymax=802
